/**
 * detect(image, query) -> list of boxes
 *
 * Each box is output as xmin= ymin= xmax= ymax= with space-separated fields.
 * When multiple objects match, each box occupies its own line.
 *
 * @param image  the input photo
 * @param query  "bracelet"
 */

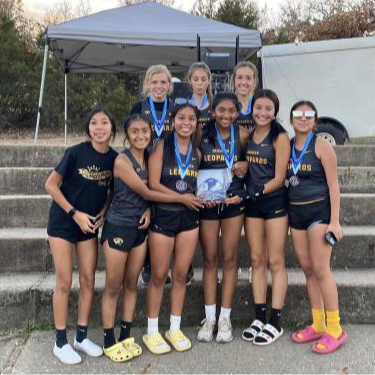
xmin=68 ymin=208 xmax=77 ymax=218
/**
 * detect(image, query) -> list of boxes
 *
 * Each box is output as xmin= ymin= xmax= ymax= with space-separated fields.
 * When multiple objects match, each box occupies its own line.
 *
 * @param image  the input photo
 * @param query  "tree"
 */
xmin=215 ymin=0 xmax=259 ymax=29
xmin=191 ymin=0 xmax=219 ymax=19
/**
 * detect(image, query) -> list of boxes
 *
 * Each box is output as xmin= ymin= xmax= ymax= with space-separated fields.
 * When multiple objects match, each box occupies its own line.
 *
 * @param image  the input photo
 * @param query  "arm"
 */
xmin=45 ymin=171 xmax=96 ymax=234
xmin=263 ymin=133 xmax=290 ymax=194
xmin=232 ymin=126 xmax=250 ymax=178
xmin=316 ymin=137 xmax=344 ymax=241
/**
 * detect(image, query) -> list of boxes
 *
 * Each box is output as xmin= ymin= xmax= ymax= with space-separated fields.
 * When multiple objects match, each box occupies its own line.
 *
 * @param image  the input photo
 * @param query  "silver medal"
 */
xmin=176 ymin=179 xmax=188 ymax=192
xmin=289 ymin=175 xmax=300 ymax=187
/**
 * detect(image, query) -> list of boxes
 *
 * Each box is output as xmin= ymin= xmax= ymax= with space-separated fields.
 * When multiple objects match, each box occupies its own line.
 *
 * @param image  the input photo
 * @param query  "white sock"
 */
xmin=147 ymin=317 xmax=158 ymax=335
xmin=170 ymin=315 xmax=181 ymax=332
xmin=219 ymin=307 xmax=231 ymax=321
xmin=205 ymin=304 xmax=216 ymax=321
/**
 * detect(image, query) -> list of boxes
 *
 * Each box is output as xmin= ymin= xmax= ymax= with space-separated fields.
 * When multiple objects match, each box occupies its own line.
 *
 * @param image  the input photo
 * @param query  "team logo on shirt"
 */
xmin=78 ymin=165 xmax=112 ymax=181
xmin=113 ymin=237 xmax=124 ymax=246
xmin=176 ymin=179 xmax=188 ymax=192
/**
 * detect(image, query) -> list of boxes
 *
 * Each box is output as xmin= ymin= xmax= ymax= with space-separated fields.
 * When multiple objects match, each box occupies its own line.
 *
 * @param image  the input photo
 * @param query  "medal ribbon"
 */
xmin=191 ymin=94 xmax=208 ymax=110
xmin=149 ymin=97 xmax=168 ymax=138
xmin=215 ymin=124 xmax=235 ymax=169
xmin=292 ymin=132 xmax=314 ymax=175
xmin=174 ymin=133 xmax=192 ymax=180
xmin=241 ymin=95 xmax=253 ymax=115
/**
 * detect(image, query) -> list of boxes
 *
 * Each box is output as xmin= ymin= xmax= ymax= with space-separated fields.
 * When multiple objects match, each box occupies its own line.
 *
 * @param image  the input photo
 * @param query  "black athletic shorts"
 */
xmin=200 ymin=202 xmax=245 ymax=221
xmin=47 ymin=216 xmax=97 ymax=244
xmin=288 ymin=197 xmax=331 ymax=230
xmin=100 ymin=220 xmax=147 ymax=252
xmin=150 ymin=206 xmax=199 ymax=237
xmin=245 ymin=192 xmax=287 ymax=220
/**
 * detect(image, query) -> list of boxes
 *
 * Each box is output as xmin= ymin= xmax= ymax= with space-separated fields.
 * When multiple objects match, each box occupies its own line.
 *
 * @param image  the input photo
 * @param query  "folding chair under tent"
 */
xmin=34 ymin=1 xmax=262 ymax=144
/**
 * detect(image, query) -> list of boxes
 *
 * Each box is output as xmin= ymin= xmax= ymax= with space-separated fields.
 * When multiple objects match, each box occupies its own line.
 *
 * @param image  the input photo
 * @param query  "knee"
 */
xmin=151 ymin=270 xmax=169 ymax=288
xmin=300 ymin=262 xmax=314 ymax=278
xmin=124 ymin=277 xmax=138 ymax=293
xmin=313 ymin=265 xmax=331 ymax=282
xmin=104 ymin=279 xmax=122 ymax=298
xmin=203 ymin=253 xmax=217 ymax=271
xmin=172 ymin=269 xmax=187 ymax=285
xmin=221 ymin=253 xmax=237 ymax=270
xmin=79 ymin=273 xmax=95 ymax=291
xmin=268 ymin=256 xmax=285 ymax=274
xmin=251 ymin=254 xmax=267 ymax=270
xmin=56 ymin=275 xmax=72 ymax=294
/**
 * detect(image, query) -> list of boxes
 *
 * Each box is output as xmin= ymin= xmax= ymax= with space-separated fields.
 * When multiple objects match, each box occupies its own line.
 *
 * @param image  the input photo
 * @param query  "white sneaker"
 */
xmin=216 ymin=318 xmax=233 ymax=343
xmin=53 ymin=343 xmax=81 ymax=365
xmin=73 ymin=337 xmax=103 ymax=357
xmin=197 ymin=318 xmax=216 ymax=342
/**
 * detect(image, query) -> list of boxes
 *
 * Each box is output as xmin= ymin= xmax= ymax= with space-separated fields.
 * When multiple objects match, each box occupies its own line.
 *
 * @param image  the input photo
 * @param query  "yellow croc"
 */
xmin=120 ymin=337 xmax=142 ymax=358
xmin=165 ymin=330 xmax=192 ymax=352
xmin=142 ymin=332 xmax=171 ymax=355
xmin=103 ymin=342 xmax=133 ymax=363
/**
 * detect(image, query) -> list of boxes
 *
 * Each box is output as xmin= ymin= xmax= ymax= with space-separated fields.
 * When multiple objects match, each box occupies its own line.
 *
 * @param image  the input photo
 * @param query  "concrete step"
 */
xmin=1 ymin=193 xmax=374 ymax=228
xmin=1 ymin=144 xmax=374 ymax=168
xmin=1 ymin=268 xmax=374 ymax=330
xmin=2 ymin=166 xmax=374 ymax=195
xmin=1 ymin=226 xmax=374 ymax=273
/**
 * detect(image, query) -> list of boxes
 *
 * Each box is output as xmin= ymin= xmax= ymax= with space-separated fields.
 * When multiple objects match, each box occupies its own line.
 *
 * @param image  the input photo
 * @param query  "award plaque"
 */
xmin=197 ymin=168 xmax=232 ymax=201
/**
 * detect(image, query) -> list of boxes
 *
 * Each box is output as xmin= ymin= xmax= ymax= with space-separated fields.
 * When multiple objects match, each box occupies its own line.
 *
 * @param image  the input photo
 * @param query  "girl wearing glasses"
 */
xmin=231 ymin=61 xmax=259 ymax=131
xmin=101 ymin=114 xmax=202 ymax=362
xmin=197 ymin=92 xmax=249 ymax=344
xmin=242 ymin=89 xmax=290 ymax=346
xmin=143 ymin=103 xmax=204 ymax=355
xmin=186 ymin=62 xmax=213 ymax=128
xmin=288 ymin=101 xmax=346 ymax=354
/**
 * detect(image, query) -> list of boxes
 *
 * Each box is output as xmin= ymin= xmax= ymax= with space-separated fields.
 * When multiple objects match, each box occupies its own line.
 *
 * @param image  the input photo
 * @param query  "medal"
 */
xmin=176 ymin=179 xmax=188 ymax=192
xmin=174 ymin=133 xmax=192 ymax=180
xmin=215 ymin=124 xmax=235 ymax=169
xmin=291 ymin=132 xmax=314 ymax=175
xmin=289 ymin=175 xmax=300 ymax=187
xmin=149 ymin=97 xmax=168 ymax=138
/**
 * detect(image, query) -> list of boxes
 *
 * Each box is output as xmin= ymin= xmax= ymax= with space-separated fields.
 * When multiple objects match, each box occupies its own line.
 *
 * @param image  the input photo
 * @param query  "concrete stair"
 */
xmin=0 ymin=142 xmax=374 ymax=330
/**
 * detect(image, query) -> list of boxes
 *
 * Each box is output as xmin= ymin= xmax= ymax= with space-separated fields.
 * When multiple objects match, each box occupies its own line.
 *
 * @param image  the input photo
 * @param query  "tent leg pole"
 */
xmin=235 ymin=35 xmax=239 ymax=65
xmin=34 ymin=42 xmax=49 ymax=144
xmin=64 ymin=74 xmax=68 ymax=146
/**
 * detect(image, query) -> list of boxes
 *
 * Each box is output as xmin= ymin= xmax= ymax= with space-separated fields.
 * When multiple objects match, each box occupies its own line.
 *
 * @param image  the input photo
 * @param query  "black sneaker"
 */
xmin=141 ymin=265 xmax=151 ymax=285
xmin=186 ymin=265 xmax=194 ymax=285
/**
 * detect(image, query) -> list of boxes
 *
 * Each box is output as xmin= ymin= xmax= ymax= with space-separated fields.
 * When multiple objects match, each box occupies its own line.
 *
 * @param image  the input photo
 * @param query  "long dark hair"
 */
xmin=123 ymin=114 xmax=152 ymax=163
xmin=162 ymin=103 xmax=200 ymax=164
xmin=203 ymin=92 xmax=240 ymax=145
xmin=85 ymin=106 xmax=116 ymax=139
xmin=251 ymin=89 xmax=286 ymax=143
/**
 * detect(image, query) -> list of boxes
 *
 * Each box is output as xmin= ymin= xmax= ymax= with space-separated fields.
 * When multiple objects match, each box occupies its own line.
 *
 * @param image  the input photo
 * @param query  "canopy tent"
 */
xmin=35 ymin=1 xmax=262 ymax=143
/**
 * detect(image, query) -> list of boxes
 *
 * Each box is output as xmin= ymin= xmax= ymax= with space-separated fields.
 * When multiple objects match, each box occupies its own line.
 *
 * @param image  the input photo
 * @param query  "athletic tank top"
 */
xmin=200 ymin=123 xmax=245 ymax=196
xmin=236 ymin=111 xmax=255 ymax=131
xmin=106 ymin=149 xmax=148 ymax=226
xmin=287 ymin=134 xmax=329 ymax=203
xmin=141 ymin=98 xmax=174 ymax=140
xmin=157 ymin=136 xmax=200 ymax=211
xmin=198 ymin=106 xmax=212 ymax=129
xmin=245 ymin=130 xmax=285 ymax=196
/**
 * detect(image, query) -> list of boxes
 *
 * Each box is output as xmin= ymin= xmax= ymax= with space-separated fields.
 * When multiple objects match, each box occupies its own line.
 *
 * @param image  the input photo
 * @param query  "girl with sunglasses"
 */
xmin=288 ymin=100 xmax=346 ymax=354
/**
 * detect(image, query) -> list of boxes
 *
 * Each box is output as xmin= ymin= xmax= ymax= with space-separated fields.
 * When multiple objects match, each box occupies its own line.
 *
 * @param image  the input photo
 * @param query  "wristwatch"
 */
xmin=68 ymin=208 xmax=77 ymax=218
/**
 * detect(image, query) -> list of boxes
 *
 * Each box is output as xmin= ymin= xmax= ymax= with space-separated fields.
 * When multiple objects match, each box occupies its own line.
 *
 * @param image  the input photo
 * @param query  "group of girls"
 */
xmin=45 ymin=60 xmax=346 ymax=365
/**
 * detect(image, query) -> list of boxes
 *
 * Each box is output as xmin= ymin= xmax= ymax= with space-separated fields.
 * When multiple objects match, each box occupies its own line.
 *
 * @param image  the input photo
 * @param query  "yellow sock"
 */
xmin=326 ymin=310 xmax=342 ymax=339
xmin=311 ymin=308 xmax=326 ymax=334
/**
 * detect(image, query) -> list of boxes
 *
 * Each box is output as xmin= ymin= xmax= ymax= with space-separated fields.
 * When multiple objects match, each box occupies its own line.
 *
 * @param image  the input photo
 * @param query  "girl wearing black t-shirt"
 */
xmin=142 ymin=104 xmax=204 ymax=355
xmin=45 ymin=107 xmax=118 ymax=365
xmin=100 ymin=115 xmax=201 ymax=362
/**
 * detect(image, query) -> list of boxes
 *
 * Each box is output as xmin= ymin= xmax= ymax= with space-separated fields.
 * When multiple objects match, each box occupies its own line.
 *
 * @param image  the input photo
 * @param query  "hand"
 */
xmin=72 ymin=211 xmax=96 ymax=234
xmin=248 ymin=184 xmax=265 ymax=202
xmin=326 ymin=222 xmax=344 ymax=242
xmin=204 ymin=200 xmax=219 ymax=208
xmin=93 ymin=209 xmax=105 ymax=230
xmin=181 ymin=194 xmax=205 ymax=212
xmin=232 ymin=161 xmax=248 ymax=178
xmin=138 ymin=208 xmax=151 ymax=229
xmin=223 ymin=195 xmax=242 ymax=205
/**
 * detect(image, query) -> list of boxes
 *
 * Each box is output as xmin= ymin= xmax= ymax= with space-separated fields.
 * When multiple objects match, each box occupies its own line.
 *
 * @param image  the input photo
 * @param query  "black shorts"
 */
xmin=288 ymin=197 xmax=331 ymax=230
xmin=100 ymin=220 xmax=147 ymax=252
xmin=200 ymin=202 xmax=245 ymax=221
xmin=47 ymin=217 xmax=97 ymax=244
xmin=245 ymin=192 xmax=287 ymax=220
xmin=150 ymin=206 xmax=199 ymax=237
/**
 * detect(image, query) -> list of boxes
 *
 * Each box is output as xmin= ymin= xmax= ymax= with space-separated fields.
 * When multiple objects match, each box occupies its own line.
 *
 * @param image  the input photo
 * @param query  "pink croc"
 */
xmin=312 ymin=331 xmax=348 ymax=354
xmin=292 ymin=326 xmax=323 ymax=343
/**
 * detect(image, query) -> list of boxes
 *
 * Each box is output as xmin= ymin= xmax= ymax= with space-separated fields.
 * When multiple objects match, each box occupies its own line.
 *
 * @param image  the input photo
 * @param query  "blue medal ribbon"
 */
xmin=241 ymin=95 xmax=253 ymax=115
xmin=149 ymin=97 xmax=168 ymax=138
xmin=191 ymin=94 xmax=208 ymax=110
xmin=174 ymin=133 xmax=192 ymax=180
xmin=291 ymin=132 xmax=314 ymax=175
xmin=215 ymin=124 xmax=235 ymax=169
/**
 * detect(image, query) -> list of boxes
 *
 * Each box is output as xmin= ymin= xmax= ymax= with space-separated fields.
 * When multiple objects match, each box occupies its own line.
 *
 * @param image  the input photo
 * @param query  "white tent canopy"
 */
xmin=35 ymin=1 xmax=261 ymax=143
xmin=46 ymin=1 xmax=261 ymax=73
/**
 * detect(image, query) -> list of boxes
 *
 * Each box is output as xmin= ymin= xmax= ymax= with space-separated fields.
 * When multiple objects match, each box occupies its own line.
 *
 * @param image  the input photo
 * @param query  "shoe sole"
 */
xmin=253 ymin=329 xmax=284 ymax=346
xmin=241 ymin=333 xmax=255 ymax=342
xmin=53 ymin=349 xmax=81 ymax=365
xmin=216 ymin=336 xmax=234 ymax=343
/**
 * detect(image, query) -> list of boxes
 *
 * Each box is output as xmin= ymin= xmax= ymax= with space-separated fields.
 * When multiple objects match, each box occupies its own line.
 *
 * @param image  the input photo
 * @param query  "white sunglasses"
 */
xmin=292 ymin=110 xmax=316 ymax=119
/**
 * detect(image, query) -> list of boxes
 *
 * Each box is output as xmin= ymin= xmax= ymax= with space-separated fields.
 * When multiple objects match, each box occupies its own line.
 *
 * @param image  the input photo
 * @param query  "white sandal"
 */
xmin=253 ymin=323 xmax=283 ymax=346
xmin=242 ymin=319 xmax=264 ymax=342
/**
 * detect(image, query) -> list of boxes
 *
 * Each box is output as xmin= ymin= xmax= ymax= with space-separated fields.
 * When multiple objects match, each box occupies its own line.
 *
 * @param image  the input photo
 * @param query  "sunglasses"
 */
xmin=292 ymin=110 xmax=316 ymax=119
xmin=174 ymin=97 xmax=196 ymax=106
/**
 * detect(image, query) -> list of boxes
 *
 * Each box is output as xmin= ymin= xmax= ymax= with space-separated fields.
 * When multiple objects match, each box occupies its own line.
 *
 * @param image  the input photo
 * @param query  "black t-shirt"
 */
xmin=49 ymin=142 xmax=118 ymax=224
